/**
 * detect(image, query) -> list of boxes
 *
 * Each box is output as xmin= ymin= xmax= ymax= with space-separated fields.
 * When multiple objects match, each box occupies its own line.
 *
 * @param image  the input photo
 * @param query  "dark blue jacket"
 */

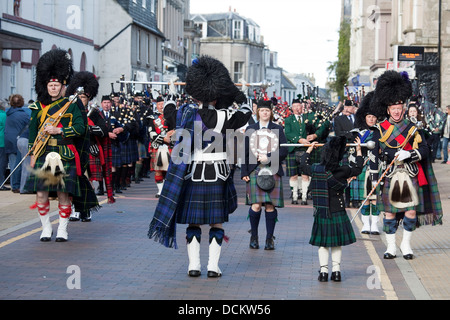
xmin=4 ymin=107 xmax=30 ymax=153
xmin=241 ymin=121 xmax=288 ymax=178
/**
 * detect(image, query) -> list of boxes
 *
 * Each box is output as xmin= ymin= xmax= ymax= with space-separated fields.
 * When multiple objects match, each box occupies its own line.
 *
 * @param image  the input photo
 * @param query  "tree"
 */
xmin=327 ymin=19 xmax=350 ymax=100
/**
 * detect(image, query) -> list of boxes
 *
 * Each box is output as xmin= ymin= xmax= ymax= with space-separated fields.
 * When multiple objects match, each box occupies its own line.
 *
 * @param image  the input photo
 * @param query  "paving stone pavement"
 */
xmin=0 ymin=164 xmax=449 ymax=302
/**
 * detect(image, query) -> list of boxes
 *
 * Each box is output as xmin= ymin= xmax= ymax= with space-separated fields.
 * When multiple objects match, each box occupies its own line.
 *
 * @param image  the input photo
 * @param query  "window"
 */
xmin=10 ymin=63 xmax=17 ymax=95
xmin=234 ymin=61 xmax=244 ymax=83
xmin=137 ymin=30 xmax=141 ymax=62
xmin=233 ymin=20 xmax=242 ymax=40
xmin=150 ymin=0 xmax=155 ymax=13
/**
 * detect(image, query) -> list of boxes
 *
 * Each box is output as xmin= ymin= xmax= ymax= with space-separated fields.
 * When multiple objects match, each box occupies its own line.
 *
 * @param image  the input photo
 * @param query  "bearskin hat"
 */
xmin=35 ymin=48 xmax=73 ymax=105
xmin=185 ymin=55 xmax=246 ymax=109
xmin=354 ymin=91 xmax=375 ymax=130
xmin=65 ymin=71 xmax=99 ymax=101
xmin=320 ymin=136 xmax=347 ymax=172
xmin=370 ymin=70 xmax=412 ymax=120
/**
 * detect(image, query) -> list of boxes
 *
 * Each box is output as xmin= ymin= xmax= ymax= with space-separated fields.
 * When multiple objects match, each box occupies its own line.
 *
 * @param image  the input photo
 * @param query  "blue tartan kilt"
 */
xmin=175 ymin=176 xmax=238 ymax=225
xmin=121 ymin=139 xmax=139 ymax=164
xmin=246 ymin=171 xmax=284 ymax=208
xmin=111 ymin=142 xmax=122 ymax=167
xmin=309 ymin=210 xmax=356 ymax=247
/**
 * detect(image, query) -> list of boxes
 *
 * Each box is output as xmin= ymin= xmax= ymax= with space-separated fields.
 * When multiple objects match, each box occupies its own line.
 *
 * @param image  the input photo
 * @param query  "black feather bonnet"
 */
xmin=354 ymin=91 xmax=376 ymax=130
xmin=35 ymin=48 xmax=73 ymax=105
xmin=66 ymin=71 xmax=99 ymax=101
xmin=370 ymin=70 xmax=412 ymax=120
xmin=185 ymin=55 xmax=246 ymax=109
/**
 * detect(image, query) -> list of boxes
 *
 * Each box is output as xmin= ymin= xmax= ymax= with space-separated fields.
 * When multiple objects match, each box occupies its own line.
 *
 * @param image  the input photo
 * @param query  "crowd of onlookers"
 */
xmin=0 ymin=94 xmax=32 ymax=193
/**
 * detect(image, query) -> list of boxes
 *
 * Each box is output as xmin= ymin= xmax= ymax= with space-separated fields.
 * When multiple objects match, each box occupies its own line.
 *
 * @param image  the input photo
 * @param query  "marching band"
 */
xmin=8 ymin=49 xmax=443 ymax=283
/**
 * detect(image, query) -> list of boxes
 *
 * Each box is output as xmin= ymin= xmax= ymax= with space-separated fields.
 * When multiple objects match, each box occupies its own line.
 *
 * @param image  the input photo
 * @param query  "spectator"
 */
xmin=4 ymin=94 xmax=30 ymax=193
xmin=17 ymin=100 xmax=32 ymax=193
xmin=0 ymin=100 xmax=8 ymax=190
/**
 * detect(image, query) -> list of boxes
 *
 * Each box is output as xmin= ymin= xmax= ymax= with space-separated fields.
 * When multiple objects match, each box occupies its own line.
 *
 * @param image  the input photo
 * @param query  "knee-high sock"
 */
xmin=248 ymin=208 xmax=261 ymax=238
xmin=331 ymin=246 xmax=342 ymax=272
xmin=265 ymin=209 xmax=278 ymax=240
xmin=318 ymin=246 xmax=329 ymax=273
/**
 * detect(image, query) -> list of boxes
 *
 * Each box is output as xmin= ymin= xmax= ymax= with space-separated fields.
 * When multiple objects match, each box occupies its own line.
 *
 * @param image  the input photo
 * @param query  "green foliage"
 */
xmin=327 ymin=20 xmax=350 ymax=100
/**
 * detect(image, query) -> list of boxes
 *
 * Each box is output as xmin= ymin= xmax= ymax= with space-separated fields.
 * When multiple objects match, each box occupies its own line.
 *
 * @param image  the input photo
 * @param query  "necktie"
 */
xmin=105 ymin=111 xmax=109 ymax=119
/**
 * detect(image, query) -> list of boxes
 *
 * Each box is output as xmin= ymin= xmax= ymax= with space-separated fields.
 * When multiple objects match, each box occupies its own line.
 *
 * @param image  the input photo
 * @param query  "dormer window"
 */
xmin=233 ymin=20 xmax=243 ymax=40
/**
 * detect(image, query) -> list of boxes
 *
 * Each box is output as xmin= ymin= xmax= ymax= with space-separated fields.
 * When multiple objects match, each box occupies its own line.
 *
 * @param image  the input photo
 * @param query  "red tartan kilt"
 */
xmin=89 ymin=155 xmax=103 ymax=181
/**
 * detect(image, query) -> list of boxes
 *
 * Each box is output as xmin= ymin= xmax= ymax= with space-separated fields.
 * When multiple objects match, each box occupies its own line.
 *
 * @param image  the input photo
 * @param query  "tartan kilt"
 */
xmin=246 ymin=170 xmax=284 ymax=208
xmin=286 ymin=148 xmax=321 ymax=177
xmin=349 ymin=170 xmax=364 ymax=201
xmin=150 ymin=146 xmax=172 ymax=171
xmin=72 ymin=174 xmax=99 ymax=213
xmin=24 ymin=145 xmax=81 ymax=197
xmin=138 ymin=141 xmax=148 ymax=159
xmin=111 ymin=142 xmax=122 ymax=167
xmin=379 ymin=174 xmax=419 ymax=214
xmin=121 ymin=139 xmax=139 ymax=164
xmin=175 ymin=176 xmax=238 ymax=225
xmin=89 ymin=154 xmax=103 ymax=181
xmin=309 ymin=210 xmax=356 ymax=247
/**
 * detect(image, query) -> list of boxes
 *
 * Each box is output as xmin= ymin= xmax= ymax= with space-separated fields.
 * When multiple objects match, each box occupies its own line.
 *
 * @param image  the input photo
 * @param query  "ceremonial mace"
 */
xmin=0 ymin=88 xmax=84 ymax=189
xmin=280 ymin=141 xmax=376 ymax=149
xmin=349 ymin=121 xmax=424 ymax=224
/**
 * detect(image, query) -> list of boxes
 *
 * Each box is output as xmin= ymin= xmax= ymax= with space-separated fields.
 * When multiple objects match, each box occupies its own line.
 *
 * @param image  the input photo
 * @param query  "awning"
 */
xmin=0 ymin=29 xmax=42 ymax=50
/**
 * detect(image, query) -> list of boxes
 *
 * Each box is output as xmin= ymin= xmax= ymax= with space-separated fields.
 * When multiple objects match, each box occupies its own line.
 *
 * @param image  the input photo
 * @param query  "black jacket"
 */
xmin=241 ymin=121 xmax=288 ymax=178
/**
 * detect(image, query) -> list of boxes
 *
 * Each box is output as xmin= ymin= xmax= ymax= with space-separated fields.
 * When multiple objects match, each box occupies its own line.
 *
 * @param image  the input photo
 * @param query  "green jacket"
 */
xmin=28 ymin=97 xmax=85 ymax=159
xmin=284 ymin=112 xmax=330 ymax=153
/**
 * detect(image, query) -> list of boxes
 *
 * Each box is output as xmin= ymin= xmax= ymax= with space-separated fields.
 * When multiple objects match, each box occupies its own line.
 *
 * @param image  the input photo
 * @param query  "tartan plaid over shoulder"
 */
xmin=147 ymin=103 xmax=196 ymax=249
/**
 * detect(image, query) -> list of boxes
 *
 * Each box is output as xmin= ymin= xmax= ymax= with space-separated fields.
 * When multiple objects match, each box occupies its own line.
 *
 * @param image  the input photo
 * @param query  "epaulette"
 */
xmin=28 ymin=102 xmax=39 ymax=110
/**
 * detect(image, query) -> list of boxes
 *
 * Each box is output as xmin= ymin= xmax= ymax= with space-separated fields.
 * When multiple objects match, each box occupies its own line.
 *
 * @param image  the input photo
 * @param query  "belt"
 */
xmin=48 ymin=138 xmax=74 ymax=146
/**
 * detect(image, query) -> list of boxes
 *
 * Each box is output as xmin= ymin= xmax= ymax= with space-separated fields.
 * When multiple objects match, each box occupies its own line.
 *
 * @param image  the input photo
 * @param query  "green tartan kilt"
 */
xmin=309 ymin=210 xmax=356 ymax=247
xmin=350 ymin=169 xmax=366 ymax=201
xmin=286 ymin=148 xmax=321 ymax=177
xmin=245 ymin=170 xmax=284 ymax=208
xmin=24 ymin=146 xmax=81 ymax=198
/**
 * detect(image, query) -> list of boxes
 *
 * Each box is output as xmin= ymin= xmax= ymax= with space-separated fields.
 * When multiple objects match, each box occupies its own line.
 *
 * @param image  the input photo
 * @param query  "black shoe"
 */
xmin=207 ymin=271 xmax=221 ymax=278
xmin=441 ymin=161 xmax=447 ymax=164
xmin=264 ymin=237 xmax=275 ymax=250
xmin=0 ymin=186 xmax=11 ymax=191
xmin=115 ymin=188 xmax=123 ymax=194
xmin=318 ymin=272 xmax=328 ymax=282
xmin=403 ymin=254 xmax=414 ymax=260
xmin=249 ymin=236 xmax=259 ymax=249
xmin=331 ymin=271 xmax=341 ymax=282
xmin=291 ymin=200 xmax=298 ymax=205
xmin=188 ymin=270 xmax=201 ymax=277
xmin=370 ymin=231 xmax=380 ymax=235
xmin=383 ymin=252 xmax=396 ymax=259
xmin=301 ymin=200 xmax=308 ymax=205
xmin=55 ymin=237 xmax=68 ymax=242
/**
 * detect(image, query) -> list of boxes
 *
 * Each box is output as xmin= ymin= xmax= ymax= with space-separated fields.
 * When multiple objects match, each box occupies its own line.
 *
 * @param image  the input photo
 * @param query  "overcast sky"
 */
xmin=190 ymin=0 xmax=342 ymax=88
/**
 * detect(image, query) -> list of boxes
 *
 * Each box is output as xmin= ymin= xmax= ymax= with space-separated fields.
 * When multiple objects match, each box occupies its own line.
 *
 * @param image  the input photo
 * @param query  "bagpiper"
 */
xmin=148 ymin=56 xmax=252 ymax=278
xmin=25 ymin=48 xmax=84 ymax=242
xmin=369 ymin=70 xmax=443 ymax=260
xmin=65 ymin=71 xmax=101 ymax=222
xmin=284 ymin=98 xmax=330 ymax=205
xmin=352 ymin=91 xmax=380 ymax=234
xmin=148 ymin=95 xmax=176 ymax=197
